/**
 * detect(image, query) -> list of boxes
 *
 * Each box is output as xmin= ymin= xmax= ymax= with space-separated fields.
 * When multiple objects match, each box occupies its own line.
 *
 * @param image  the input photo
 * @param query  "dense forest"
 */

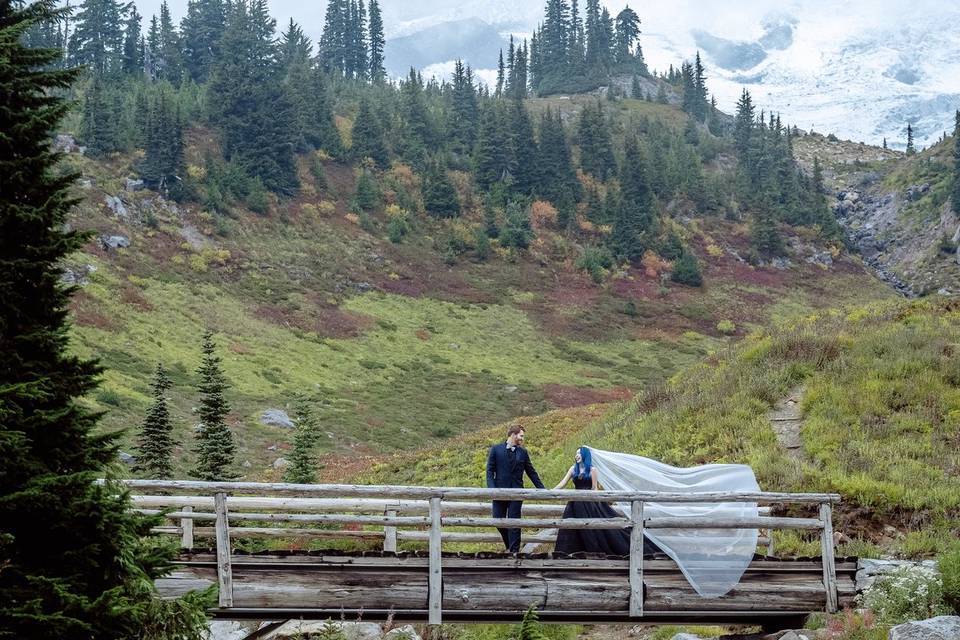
xmin=22 ymin=0 xmax=850 ymax=282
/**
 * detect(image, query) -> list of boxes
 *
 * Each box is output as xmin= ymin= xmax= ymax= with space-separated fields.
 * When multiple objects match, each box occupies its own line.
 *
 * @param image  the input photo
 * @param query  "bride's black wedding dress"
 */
xmin=554 ymin=475 xmax=662 ymax=556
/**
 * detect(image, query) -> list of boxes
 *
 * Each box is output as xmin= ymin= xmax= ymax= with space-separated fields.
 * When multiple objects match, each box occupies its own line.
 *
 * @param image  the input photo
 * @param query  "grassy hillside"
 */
xmin=360 ymin=298 xmax=960 ymax=557
xmin=63 ymin=100 xmax=893 ymax=476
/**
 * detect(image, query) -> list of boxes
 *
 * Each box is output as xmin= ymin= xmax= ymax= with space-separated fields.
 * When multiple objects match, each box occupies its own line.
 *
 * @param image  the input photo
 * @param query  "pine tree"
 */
xmin=80 ymin=74 xmax=123 ymax=155
xmin=613 ymin=6 xmax=640 ymax=67
xmin=68 ymin=0 xmax=124 ymax=74
xmin=140 ymin=88 xmax=185 ymax=198
xmin=474 ymin=101 xmax=511 ymax=189
xmin=495 ymin=48 xmax=505 ymax=96
xmin=500 ymin=200 xmax=534 ymax=249
xmin=448 ymin=59 xmax=478 ymax=156
xmin=192 ymin=330 xmax=235 ymax=481
xmin=367 ymin=0 xmax=384 ymax=82
xmin=671 ymin=249 xmax=703 ymax=286
xmin=423 ymin=161 xmax=461 ymax=218
xmin=882 ymin=137 xmax=887 ymax=150
xmin=284 ymin=398 xmax=322 ymax=484
xmin=952 ymin=110 xmax=960 ymax=216
xmin=133 ymin=364 xmax=175 ymax=478
xmin=121 ymin=4 xmax=142 ymax=74
xmin=351 ymin=96 xmax=388 ymax=167
xmin=905 ymin=123 xmax=916 ymax=155
xmin=750 ymin=207 xmax=784 ymax=257
xmin=655 ymin=81 xmax=667 ymax=103
xmin=577 ymin=101 xmax=615 ymax=180
xmin=734 ymin=88 xmax=755 ymax=157
xmin=536 ymin=107 xmax=579 ymax=204
xmin=509 ymin=98 xmax=538 ymax=195
xmin=353 ymin=169 xmax=380 ymax=210
xmin=318 ymin=0 xmax=348 ymax=74
xmin=630 ymin=74 xmax=641 ymax=99
xmin=1 ymin=4 xmax=207 ymax=636
xmin=154 ymin=0 xmax=181 ymax=81
xmin=180 ymin=0 xmax=227 ymax=83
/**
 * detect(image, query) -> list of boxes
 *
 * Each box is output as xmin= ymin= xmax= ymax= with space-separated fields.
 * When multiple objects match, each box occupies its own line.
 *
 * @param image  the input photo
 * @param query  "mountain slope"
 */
xmin=359 ymin=298 xmax=960 ymax=557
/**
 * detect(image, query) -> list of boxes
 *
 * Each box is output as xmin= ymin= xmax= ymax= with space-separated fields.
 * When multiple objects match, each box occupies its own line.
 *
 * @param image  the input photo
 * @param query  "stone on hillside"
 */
xmin=271 ymin=457 xmax=289 ymax=470
xmin=889 ymin=616 xmax=960 ymax=640
xmin=905 ymin=183 xmax=931 ymax=201
xmin=61 ymin=263 xmax=97 ymax=286
xmin=118 ymin=451 xmax=135 ymax=465
xmin=384 ymin=625 xmax=422 ymax=640
xmin=125 ymin=178 xmax=145 ymax=192
xmin=99 ymin=234 xmax=130 ymax=250
xmin=207 ymin=620 xmax=260 ymax=640
xmin=53 ymin=133 xmax=80 ymax=153
xmin=855 ymin=558 xmax=938 ymax=592
xmin=260 ymin=409 xmax=294 ymax=429
xmin=269 ymin=621 xmax=383 ymax=640
xmin=104 ymin=195 xmax=129 ymax=218
xmin=670 ymin=633 xmax=708 ymax=640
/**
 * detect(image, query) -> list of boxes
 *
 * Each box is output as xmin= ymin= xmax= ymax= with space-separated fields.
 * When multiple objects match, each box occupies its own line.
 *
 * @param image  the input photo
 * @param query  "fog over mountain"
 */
xmin=132 ymin=0 xmax=960 ymax=148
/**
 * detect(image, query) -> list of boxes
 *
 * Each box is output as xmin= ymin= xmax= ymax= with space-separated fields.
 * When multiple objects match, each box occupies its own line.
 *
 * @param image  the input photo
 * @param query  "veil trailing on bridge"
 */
xmin=586 ymin=447 xmax=760 ymax=598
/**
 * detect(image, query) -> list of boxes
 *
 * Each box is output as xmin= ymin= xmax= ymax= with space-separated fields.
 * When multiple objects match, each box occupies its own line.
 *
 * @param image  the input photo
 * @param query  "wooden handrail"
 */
xmin=111 ymin=479 xmax=842 ymax=503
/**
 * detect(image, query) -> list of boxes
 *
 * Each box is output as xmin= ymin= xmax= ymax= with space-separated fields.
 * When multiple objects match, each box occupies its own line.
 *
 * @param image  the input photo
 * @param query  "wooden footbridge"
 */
xmin=121 ymin=480 xmax=854 ymax=629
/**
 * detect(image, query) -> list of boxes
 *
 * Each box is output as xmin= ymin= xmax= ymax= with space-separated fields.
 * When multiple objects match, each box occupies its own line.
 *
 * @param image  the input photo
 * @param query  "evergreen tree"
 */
xmin=154 ymin=0 xmax=182 ymax=81
xmin=68 ymin=0 xmax=124 ymax=74
xmin=750 ymin=206 xmax=784 ymax=257
xmin=192 ymin=330 xmax=235 ymax=481
xmin=671 ymin=249 xmax=703 ymax=286
xmin=422 ymin=161 xmax=461 ymax=218
xmin=474 ymin=101 xmax=511 ymax=189
xmin=80 ymin=74 xmax=123 ymax=154
xmin=619 ymin=135 xmax=655 ymax=235
xmin=519 ymin=606 xmax=547 ymax=640
xmin=509 ymin=97 xmax=538 ymax=194
xmin=133 ymin=364 xmax=175 ymax=478
xmin=448 ymin=59 xmax=478 ymax=156
xmin=0 ymin=4 xmax=208 ymax=636
xmin=882 ymin=137 xmax=887 ymax=149
xmin=140 ymin=88 xmax=185 ymax=197
xmin=495 ymin=48 xmax=505 ymax=96
xmin=395 ymin=67 xmax=433 ymax=165
xmin=655 ymin=81 xmax=667 ymax=103
xmin=353 ymin=169 xmax=380 ymax=210
xmin=319 ymin=0 xmax=348 ymax=74
xmin=905 ymin=123 xmax=916 ymax=155
xmin=180 ymin=0 xmax=227 ymax=83
xmin=536 ymin=107 xmax=579 ymax=204
xmin=630 ymin=74 xmax=641 ymax=99
xmin=734 ymin=88 xmax=755 ymax=156
xmin=500 ymin=200 xmax=534 ymax=249
xmin=351 ymin=96 xmax=388 ymax=167
xmin=613 ymin=6 xmax=640 ymax=66
xmin=367 ymin=0 xmax=384 ymax=82
xmin=577 ymin=101 xmax=615 ymax=180
xmin=483 ymin=204 xmax=500 ymax=238
xmin=284 ymin=398 xmax=322 ymax=484
xmin=953 ymin=110 xmax=960 ymax=216
xmin=209 ymin=0 xmax=299 ymax=194
xmin=121 ymin=4 xmax=142 ymax=74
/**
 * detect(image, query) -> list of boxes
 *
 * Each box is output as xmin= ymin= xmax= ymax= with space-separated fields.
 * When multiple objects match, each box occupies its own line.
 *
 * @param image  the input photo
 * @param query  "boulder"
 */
xmin=207 ymin=621 xmax=260 ymax=640
xmin=267 ymin=621 xmax=383 ymax=640
xmin=53 ymin=133 xmax=80 ymax=153
xmin=671 ymin=634 xmax=707 ymax=640
xmin=125 ymin=178 xmax=145 ymax=192
xmin=889 ymin=616 xmax=960 ymax=640
xmin=61 ymin=263 xmax=97 ymax=286
xmin=104 ymin=195 xmax=129 ymax=218
xmin=260 ymin=409 xmax=295 ymax=429
xmin=271 ymin=457 xmax=289 ymax=470
xmin=384 ymin=625 xmax=422 ymax=640
xmin=99 ymin=234 xmax=130 ymax=250
xmin=118 ymin=451 xmax=135 ymax=465
xmin=855 ymin=558 xmax=938 ymax=592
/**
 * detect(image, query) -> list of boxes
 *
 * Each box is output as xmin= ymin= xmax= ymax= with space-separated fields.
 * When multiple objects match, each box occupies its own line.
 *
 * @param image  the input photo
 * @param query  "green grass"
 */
xmin=362 ymin=298 xmax=960 ymax=557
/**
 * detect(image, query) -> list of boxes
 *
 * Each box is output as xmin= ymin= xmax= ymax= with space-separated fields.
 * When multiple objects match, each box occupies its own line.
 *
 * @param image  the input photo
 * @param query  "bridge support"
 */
xmin=629 ymin=500 xmax=644 ymax=617
xmin=428 ymin=497 xmax=442 ymax=626
xmin=215 ymin=492 xmax=233 ymax=608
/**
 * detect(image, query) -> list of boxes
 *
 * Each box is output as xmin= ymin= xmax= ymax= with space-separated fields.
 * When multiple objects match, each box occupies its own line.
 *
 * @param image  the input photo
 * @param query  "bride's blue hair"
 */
xmin=575 ymin=446 xmax=592 ymax=479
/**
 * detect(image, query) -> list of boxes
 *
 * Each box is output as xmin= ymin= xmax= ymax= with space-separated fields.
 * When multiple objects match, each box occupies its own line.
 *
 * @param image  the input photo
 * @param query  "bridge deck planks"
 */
xmin=157 ymin=551 xmax=856 ymax=617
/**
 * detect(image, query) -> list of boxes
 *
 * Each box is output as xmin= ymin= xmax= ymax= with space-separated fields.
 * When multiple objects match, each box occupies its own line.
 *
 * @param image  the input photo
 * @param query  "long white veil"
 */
xmin=587 ymin=447 xmax=759 ymax=598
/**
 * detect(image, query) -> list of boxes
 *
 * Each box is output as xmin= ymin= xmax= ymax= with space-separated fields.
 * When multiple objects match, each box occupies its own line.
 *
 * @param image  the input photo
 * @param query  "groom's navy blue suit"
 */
xmin=486 ymin=442 xmax=545 ymax=552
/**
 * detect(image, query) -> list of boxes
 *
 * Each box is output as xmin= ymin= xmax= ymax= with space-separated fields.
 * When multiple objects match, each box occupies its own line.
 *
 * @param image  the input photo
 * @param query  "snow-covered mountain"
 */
xmin=381 ymin=0 xmax=960 ymax=148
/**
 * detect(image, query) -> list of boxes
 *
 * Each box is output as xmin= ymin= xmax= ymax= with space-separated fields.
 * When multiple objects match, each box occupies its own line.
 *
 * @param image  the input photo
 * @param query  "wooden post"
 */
xmin=428 ymin=497 xmax=442 ymax=626
xmin=214 ymin=492 xmax=233 ymax=608
xmin=629 ymin=500 xmax=644 ymax=617
xmin=819 ymin=502 xmax=838 ymax=613
xmin=180 ymin=505 xmax=194 ymax=549
xmin=384 ymin=509 xmax=398 ymax=553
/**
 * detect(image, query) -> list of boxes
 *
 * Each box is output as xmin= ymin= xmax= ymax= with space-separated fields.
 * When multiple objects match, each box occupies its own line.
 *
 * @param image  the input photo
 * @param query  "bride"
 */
xmin=553 ymin=446 xmax=661 ymax=556
xmin=552 ymin=445 xmax=762 ymax=598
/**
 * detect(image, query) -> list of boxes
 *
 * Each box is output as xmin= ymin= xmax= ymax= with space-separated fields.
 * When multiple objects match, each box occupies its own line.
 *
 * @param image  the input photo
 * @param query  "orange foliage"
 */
xmin=530 ymin=200 xmax=558 ymax=229
xmin=641 ymin=250 xmax=671 ymax=278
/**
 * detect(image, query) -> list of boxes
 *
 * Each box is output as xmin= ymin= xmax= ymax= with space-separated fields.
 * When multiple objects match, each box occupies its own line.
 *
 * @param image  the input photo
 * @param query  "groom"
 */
xmin=485 ymin=424 xmax=545 ymax=552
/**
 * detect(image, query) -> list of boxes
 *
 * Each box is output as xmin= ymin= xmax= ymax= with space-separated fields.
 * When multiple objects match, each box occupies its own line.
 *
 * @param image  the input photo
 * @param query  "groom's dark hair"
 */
xmin=506 ymin=424 xmax=523 ymax=437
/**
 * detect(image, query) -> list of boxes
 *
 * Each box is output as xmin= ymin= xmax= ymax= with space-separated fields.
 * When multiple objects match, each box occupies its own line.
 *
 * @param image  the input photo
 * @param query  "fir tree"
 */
xmin=630 ymin=74 xmax=641 ymax=99
xmin=353 ymin=169 xmax=380 ymax=211
xmin=448 ymin=59 xmax=479 ymax=156
xmin=882 ymin=137 xmax=887 ymax=149
xmin=577 ymin=100 xmax=615 ymax=180
xmin=140 ymin=88 xmax=184 ymax=197
xmin=422 ymin=161 xmax=461 ymax=218
xmin=905 ymin=123 xmax=916 ymax=155
xmin=670 ymin=249 xmax=703 ymax=286
xmin=474 ymin=101 xmax=511 ymax=189
xmin=133 ymin=364 xmax=175 ymax=478
xmin=952 ymin=110 xmax=960 ymax=216
xmin=536 ymin=107 xmax=579 ymax=204
xmin=192 ymin=330 xmax=235 ymax=481
xmin=483 ymin=204 xmax=500 ymax=238
xmin=367 ymin=0 xmax=384 ymax=82
xmin=68 ymin=0 xmax=124 ymax=74
xmin=750 ymin=207 xmax=784 ymax=257
xmin=495 ymin=48 xmax=505 ymax=96
xmin=0 ymin=4 xmax=207 ymax=636
xmin=180 ymin=0 xmax=227 ymax=83
xmin=121 ymin=4 xmax=142 ymax=74
xmin=509 ymin=97 xmax=538 ymax=194
xmin=500 ymin=200 xmax=534 ymax=249
xmin=80 ymin=74 xmax=123 ymax=155
xmin=613 ymin=6 xmax=640 ymax=67
xmin=283 ymin=398 xmax=322 ymax=484
xmin=351 ymin=96 xmax=388 ymax=167
xmin=655 ymin=81 xmax=667 ymax=103
xmin=734 ymin=88 xmax=755 ymax=156
xmin=154 ymin=0 xmax=182 ymax=81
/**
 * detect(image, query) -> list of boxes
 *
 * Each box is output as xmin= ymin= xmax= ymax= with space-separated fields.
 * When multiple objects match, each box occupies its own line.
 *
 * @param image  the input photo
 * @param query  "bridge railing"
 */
xmin=115 ymin=480 xmax=841 ymax=624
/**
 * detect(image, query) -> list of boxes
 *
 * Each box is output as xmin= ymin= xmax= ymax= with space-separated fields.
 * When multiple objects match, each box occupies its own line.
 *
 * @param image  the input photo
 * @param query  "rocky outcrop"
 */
xmin=856 ymin=558 xmax=940 ymax=592
xmin=260 ymin=409 xmax=294 ymax=429
xmin=889 ymin=616 xmax=960 ymax=640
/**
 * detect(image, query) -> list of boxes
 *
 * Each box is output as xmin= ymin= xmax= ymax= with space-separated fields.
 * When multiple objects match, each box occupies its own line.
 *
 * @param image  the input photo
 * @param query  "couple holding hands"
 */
xmin=485 ymin=423 xmax=661 ymax=556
